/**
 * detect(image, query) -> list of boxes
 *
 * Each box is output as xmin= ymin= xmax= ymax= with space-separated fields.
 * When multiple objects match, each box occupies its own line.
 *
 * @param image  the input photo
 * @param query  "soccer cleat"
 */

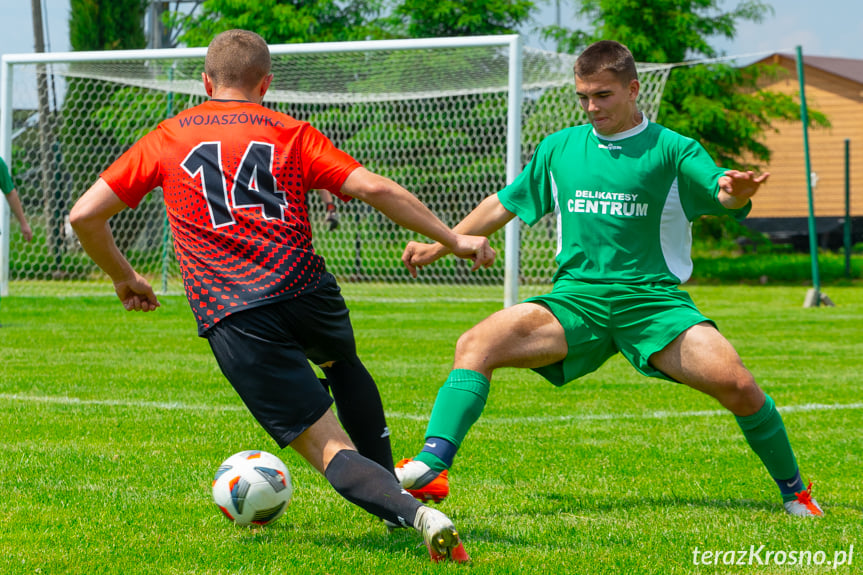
xmin=414 ymin=506 xmax=470 ymax=563
xmin=395 ymin=458 xmax=449 ymax=503
xmin=428 ymin=539 xmax=471 ymax=563
xmin=783 ymin=482 xmax=823 ymax=517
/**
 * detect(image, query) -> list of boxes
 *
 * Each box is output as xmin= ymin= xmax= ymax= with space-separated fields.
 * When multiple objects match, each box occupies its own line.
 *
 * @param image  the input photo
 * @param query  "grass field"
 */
xmin=1 ymin=284 xmax=860 ymax=574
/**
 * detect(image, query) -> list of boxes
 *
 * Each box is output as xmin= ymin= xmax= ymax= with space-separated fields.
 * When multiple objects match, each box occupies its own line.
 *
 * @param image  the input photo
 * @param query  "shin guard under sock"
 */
xmin=735 ymin=394 xmax=800 ymax=501
xmin=415 ymin=369 xmax=490 ymax=472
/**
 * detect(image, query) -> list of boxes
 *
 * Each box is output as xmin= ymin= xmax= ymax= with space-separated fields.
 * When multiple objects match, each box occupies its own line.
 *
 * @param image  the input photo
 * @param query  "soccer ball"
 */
xmin=212 ymin=450 xmax=293 ymax=526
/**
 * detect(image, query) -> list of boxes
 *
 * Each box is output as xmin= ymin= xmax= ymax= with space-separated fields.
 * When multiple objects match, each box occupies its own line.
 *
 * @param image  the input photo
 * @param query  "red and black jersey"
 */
xmin=102 ymin=99 xmax=360 ymax=334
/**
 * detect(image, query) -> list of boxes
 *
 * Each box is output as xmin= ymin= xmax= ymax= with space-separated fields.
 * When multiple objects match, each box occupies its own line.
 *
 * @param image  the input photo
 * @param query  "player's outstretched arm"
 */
xmin=340 ymin=167 xmax=496 ymax=277
xmin=5 ymin=189 xmax=33 ymax=241
xmin=718 ymin=170 xmax=770 ymax=210
xmin=69 ymin=178 xmax=160 ymax=312
xmin=402 ymin=194 xmax=515 ymax=277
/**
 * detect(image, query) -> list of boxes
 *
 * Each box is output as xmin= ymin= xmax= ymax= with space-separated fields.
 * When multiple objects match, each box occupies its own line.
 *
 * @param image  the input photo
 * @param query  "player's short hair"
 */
xmin=574 ymin=40 xmax=638 ymax=84
xmin=205 ymin=29 xmax=271 ymax=91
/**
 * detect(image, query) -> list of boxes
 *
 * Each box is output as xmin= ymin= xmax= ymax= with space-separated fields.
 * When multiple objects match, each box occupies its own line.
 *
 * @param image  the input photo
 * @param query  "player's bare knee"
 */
xmin=454 ymin=329 xmax=479 ymax=359
xmin=454 ymin=328 xmax=494 ymax=368
xmin=719 ymin=370 xmax=763 ymax=415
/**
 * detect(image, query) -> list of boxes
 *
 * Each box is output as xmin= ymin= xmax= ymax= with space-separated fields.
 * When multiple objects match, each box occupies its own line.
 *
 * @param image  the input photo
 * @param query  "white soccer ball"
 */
xmin=212 ymin=450 xmax=293 ymax=526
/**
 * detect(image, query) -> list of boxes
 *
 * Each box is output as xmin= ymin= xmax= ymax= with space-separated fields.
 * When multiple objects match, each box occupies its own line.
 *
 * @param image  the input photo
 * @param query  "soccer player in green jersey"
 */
xmin=396 ymin=40 xmax=822 ymax=517
xmin=0 ymin=157 xmax=32 ymax=244
xmin=0 ymin=156 xmax=33 ymax=326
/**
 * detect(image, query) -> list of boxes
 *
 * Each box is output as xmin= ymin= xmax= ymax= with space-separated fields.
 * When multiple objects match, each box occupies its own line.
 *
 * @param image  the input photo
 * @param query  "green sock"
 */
xmin=415 ymin=369 xmax=490 ymax=472
xmin=735 ymin=394 xmax=800 ymax=501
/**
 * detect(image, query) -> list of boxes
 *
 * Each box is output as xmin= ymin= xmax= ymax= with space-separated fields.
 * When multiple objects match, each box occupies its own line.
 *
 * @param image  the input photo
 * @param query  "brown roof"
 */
xmin=770 ymin=53 xmax=863 ymax=85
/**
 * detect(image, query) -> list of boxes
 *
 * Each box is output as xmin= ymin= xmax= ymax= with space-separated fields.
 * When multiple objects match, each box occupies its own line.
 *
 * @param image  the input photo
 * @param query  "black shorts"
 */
xmin=205 ymin=273 xmax=357 ymax=448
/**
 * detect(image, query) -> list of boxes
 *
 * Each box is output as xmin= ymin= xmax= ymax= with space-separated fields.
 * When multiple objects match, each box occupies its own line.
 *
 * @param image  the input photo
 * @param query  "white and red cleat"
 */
xmin=783 ymin=482 xmax=823 ymax=517
xmin=395 ymin=458 xmax=450 ymax=503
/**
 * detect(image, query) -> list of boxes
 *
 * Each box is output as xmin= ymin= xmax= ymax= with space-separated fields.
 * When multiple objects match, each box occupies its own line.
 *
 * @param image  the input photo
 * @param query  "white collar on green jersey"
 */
xmin=593 ymin=113 xmax=649 ymax=142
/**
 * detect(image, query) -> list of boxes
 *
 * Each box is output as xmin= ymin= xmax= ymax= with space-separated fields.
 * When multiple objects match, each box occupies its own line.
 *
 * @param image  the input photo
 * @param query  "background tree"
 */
xmin=167 ymin=0 xmax=538 ymax=46
xmin=70 ymin=0 xmax=147 ymax=50
xmin=384 ymin=0 xmax=534 ymax=38
xmin=168 ymin=0 xmax=389 ymax=47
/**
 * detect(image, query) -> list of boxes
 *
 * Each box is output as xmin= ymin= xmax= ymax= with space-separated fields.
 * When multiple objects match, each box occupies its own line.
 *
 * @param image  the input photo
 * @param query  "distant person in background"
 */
xmin=317 ymin=189 xmax=340 ymax=231
xmin=0 ymin=155 xmax=33 ymax=326
xmin=0 ymin=156 xmax=33 ymax=243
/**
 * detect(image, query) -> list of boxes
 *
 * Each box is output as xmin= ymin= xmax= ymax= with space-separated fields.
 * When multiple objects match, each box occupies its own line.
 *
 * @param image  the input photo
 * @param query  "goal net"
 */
xmin=0 ymin=36 xmax=671 ymax=301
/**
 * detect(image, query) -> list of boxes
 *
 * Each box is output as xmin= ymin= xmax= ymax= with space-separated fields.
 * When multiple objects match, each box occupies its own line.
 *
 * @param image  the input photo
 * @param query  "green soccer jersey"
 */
xmin=498 ymin=117 xmax=750 ymax=285
xmin=0 ymin=156 xmax=14 ymax=195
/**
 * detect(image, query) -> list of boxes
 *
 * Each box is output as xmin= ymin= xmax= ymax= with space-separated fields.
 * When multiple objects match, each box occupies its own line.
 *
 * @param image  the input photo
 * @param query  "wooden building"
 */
xmin=743 ymin=53 xmax=862 ymax=248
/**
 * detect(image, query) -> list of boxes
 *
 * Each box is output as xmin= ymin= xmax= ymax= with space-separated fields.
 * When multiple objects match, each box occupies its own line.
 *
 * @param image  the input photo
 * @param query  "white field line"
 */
xmin=1 ymin=393 xmax=861 ymax=424
xmin=0 ymin=393 xmax=245 ymax=412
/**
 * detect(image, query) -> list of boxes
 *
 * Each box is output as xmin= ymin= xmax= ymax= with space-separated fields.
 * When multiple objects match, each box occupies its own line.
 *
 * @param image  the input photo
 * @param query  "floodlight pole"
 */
xmin=796 ymin=46 xmax=825 ymax=308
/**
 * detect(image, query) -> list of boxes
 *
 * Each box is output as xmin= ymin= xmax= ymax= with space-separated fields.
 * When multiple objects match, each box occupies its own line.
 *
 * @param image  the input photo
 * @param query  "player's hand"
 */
xmin=113 ymin=272 xmax=160 ymax=312
xmin=402 ymin=241 xmax=447 ymax=278
xmin=718 ymin=170 xmax=769 ymax=209
xmin=20 ymin=222 xmax=33 ymax=242
xmin=402 ymin=235 xmax=495 ymax=277
xmin=450 ymin=234 xmax=496 ymax=272
xmin=324 ymin=208 xmax=340 ymax=231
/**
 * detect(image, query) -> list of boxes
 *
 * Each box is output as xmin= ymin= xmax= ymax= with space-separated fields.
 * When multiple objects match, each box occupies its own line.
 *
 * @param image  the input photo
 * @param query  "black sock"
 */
xmin=323 ymin=358 xmax=394 ymax=474
xmin=324 ymin=449 xmax=421 ymax=527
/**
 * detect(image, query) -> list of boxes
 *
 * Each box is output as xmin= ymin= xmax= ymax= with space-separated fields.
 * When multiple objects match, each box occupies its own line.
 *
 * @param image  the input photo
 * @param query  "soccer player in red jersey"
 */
xmin=70 ymin=29 xmax=487 ymax=561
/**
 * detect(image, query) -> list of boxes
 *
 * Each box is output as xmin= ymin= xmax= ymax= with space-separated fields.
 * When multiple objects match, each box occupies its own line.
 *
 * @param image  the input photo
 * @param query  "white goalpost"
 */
xmin=0 ymin=35 xmax=671 ymax=305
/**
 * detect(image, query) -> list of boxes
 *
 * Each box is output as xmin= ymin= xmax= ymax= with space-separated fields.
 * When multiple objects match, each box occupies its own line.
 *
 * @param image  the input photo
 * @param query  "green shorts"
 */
xmin=524 ymin=282 xmax=714 ymax=386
